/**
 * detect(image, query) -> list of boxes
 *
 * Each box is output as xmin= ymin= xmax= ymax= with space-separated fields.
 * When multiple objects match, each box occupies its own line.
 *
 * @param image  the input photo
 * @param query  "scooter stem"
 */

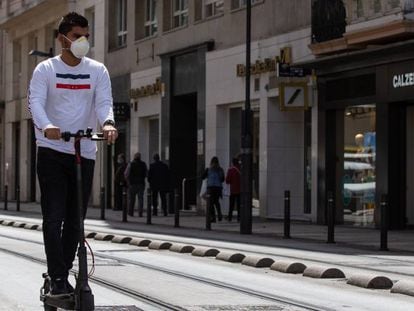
xmin=74 ymin=135 xmax=94 ymax=311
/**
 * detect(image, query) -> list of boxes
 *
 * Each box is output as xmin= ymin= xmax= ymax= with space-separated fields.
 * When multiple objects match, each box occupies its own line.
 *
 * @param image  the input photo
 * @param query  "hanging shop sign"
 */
xmin=236 ymin=58 xmax=277 ymax=77
xmin=279 ymin=82 xmax=309 ymax=111
xmin=129 ymin=78 xmax=163 ymax=99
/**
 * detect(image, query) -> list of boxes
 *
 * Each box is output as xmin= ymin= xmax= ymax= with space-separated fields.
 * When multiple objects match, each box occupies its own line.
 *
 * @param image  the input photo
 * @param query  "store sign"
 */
xmin=279 ymin=82 xmax=309 ymax=111
xmin=392 ymin=73 xmax=414 ymax=89
xmin=236 ymin=58 xmax=277 ymax=77
xmin=129 ymin=78 xmax=163 ymax=99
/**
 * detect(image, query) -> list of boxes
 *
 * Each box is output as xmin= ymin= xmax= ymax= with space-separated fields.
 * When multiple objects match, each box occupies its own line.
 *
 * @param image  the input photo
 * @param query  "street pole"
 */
xmin=240 ymin=0 xmax=253 ymax=234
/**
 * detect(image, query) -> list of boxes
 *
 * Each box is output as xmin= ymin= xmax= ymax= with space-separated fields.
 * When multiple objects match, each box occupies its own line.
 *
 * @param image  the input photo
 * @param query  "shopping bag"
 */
xmin=199 ymin=179 xmax=207 ymax=200
xmin=220 ymin=183 xmax=230 ymax=215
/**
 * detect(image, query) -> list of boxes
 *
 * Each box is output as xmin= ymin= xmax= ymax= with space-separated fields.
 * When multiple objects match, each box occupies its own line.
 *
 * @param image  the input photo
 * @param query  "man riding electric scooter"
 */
xmin=28 ymin=11 xmax=117 ymax=303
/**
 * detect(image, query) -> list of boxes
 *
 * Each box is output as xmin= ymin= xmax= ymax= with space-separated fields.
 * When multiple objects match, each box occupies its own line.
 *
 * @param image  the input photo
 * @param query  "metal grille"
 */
xmin=186 ymin=306 xmax=308 ymax=311
xmin=95 ymin=306 xmax=144 ymax=311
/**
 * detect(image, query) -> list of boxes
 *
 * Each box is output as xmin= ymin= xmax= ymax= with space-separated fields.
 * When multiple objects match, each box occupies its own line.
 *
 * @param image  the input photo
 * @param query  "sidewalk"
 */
xmin=1 ymin=201 xmax=413 ymax=254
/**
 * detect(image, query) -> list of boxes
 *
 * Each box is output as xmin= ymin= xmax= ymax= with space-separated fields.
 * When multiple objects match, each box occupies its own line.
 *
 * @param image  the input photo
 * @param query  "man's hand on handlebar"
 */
xmin=102 ymin=125 xmax=118 ymax=145
xmin=44 ymin=126 xmax=61 ymax=140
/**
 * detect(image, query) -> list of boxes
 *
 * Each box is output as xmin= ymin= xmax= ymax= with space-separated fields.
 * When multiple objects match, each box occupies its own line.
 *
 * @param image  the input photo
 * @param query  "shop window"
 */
xmin=195 ymin=0 xmax=224 ymax=21
xmin=343 ymin=105 xmax=376 ymax=227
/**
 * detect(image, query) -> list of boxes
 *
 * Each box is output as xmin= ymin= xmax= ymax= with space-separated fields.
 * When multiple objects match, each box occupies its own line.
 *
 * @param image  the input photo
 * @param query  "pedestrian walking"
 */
xmin=114 ymin=153 xmax=126 ymax=211
xmin=202 ymin=156 xmax=225 ymax=222
xmin=226 ymin=157 xmax=241 ymax=222
xmin=124 ymin=152 xmax=147 ymax=217
xmin=29 ymin=12 xmax=117 ymax=296
xmin=148 ymin=153 xmax=170 ymax=216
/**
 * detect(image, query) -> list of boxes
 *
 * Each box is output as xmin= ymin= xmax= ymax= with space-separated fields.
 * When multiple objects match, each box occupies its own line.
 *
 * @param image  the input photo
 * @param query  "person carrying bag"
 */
xmin=202 ymin=156 xmax=225 ymax=222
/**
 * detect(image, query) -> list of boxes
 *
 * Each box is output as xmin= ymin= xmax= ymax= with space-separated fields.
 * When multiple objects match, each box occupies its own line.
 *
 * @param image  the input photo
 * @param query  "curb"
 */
xmin=85 ymin=231 xmax=97 ymax=239
xmin=148 ymin=241 xmax=172 ymax=250
xmin=191 ymin=247 xmax=220 ymax=257
xmin=12 ymin=222 xmax=26 ymax=228
xmin=216 ymin=252 xmax=245 ymax=263
xmin=303 ymin=266 xmax=346 ymax=279
xmin=169 ymin=244 xmax=195 ymax=253
xmin=111 ymin=236 xmax=133 ymax=244
xmin=391 ymin=280 xmax=414 ymax=297
xmin=271 ymin=261 xmax=307 ymax=274
xmin=24 ymin=223 xmax=39 ymax=230
xmin=93 ymin=233 xmax=115 ymax=241
xmin=2 ymin=220 xmax=14 ymax=226
xmin=129 ymin=238 xmax=151 ymax=247
xmin=242 ymin=256 xmax=274 ymax=268
xmin=347 ymin=274 xmax=393 ymax=289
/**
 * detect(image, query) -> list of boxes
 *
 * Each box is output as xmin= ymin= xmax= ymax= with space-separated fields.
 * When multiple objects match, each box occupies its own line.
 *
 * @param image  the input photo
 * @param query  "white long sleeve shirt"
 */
xmin=28 ymin=56 xmax=114 ymax=160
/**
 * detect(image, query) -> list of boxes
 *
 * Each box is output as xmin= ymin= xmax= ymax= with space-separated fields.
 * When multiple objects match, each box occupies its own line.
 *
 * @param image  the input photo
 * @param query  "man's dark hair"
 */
xmin=232 ymin=158 xmax=239 ymax=166
xmin=58 ymin=12 xmax=88 ymax=35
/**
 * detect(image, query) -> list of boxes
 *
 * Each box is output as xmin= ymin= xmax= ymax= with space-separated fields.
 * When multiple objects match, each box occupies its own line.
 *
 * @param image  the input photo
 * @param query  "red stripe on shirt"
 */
xmin=56 ymin=83 xmax=91 ymax=90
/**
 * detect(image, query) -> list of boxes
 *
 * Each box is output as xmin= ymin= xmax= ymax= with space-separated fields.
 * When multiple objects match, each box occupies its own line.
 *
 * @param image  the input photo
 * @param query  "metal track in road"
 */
xmin=0 ymin=232 xmax=331 ymax=311
xmin=94 ymin=252 xmax=331 ymax=311
xmin=0 ymin=246 xmax=186 ymax=311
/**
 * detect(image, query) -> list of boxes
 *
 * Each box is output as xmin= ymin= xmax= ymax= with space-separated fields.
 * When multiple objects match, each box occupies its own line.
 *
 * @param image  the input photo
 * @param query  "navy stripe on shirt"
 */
xmin=56 ymin=73 xmax=90 ymax=79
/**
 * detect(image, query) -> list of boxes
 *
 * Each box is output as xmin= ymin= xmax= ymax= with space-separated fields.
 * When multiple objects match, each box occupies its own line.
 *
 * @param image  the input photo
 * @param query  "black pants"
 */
xmin=128 ymin=184 xmax=145 ymax=216
xmin=208 ymin=187 xmax=222 ymax=221
xmin=37 ymin=147 xmax=94 ymax=280
xmin=229 ymin=194 xmax=240 ymax=221
xmin=151 ymin=189 xmax=167 ymax=216
xmin=114 ymin=183 xmax=124 ymax=210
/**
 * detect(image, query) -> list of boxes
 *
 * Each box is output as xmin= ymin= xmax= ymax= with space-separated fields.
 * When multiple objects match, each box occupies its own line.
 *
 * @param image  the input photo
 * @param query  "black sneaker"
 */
xmin=49 ymin=278 xmax=70 ymax=297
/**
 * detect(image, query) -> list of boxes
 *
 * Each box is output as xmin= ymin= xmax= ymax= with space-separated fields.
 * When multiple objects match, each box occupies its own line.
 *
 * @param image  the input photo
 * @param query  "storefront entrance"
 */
xmin=312 ymin=39 xmax=414 ymax=231
xmin=170 ymin=93 xmax=198 ymax=209
xmin=342 ymin=105 xmax=376 ymax=227
xmin=406 ymin=106 xmax=414 ymax=226
xmin=229 ymin=107 xmax=260 ymax=201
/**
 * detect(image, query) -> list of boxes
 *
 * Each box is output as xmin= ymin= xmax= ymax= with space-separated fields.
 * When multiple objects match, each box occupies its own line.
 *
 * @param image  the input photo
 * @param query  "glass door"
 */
xmin=342 ymin=105 xmax=376 ymax=226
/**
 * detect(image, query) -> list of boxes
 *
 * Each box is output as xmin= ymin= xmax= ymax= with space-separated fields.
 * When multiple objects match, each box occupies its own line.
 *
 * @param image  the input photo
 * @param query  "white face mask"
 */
xmin=63 ymin=35 xmax=90 ymax=59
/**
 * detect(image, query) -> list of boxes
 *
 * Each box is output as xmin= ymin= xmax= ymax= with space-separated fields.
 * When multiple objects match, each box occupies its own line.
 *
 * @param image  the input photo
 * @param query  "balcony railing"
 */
xmin=311 ymin=0 xmax=414 ymax=44
xmin=311 ymin=0 xmax=347 ymax=43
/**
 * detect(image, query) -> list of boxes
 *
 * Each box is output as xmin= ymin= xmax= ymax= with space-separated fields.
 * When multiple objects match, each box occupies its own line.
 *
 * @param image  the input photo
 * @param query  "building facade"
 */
xmin=307 ymin=0 xmax=414 ymax=229
xmin=0 ymin=0 xmax=316 ymax=220
xmin=126 ymin=0 xmax=314 ymax=219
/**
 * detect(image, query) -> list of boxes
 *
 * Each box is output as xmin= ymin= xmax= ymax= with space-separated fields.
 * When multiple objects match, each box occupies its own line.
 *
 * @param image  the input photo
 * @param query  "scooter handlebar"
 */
xmin=60 ymin=128 xmax=105 ymax=142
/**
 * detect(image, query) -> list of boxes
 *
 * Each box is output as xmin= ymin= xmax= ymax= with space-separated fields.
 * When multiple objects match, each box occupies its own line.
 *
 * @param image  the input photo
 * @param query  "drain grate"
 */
xmin=95 ymin=306 xmax=144 ymax=311
xmin=186 ymin=306 xmax=307 ymax=311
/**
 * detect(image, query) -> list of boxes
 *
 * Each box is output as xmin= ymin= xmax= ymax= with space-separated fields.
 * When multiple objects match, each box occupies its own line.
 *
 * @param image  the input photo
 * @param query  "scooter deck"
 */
xmin=41 ymin=293 xmax=75 ymax=309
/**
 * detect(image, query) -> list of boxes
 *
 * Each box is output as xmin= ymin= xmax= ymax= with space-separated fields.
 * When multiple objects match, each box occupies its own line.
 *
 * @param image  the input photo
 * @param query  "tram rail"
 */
xmin=0 ymin=231 xmax=331 ymax=311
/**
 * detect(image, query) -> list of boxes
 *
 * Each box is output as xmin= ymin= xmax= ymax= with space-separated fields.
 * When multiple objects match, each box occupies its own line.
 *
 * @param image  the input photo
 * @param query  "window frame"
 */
xmin=117 ymin=0 xmax=128 ymax=47
xmin=172 ymin=0 xmax=188 ymax=29
xmin=144 ymin=0 xmax=158 ymax=37
xmin=231 ymin=0 xmax=262 ymax=11
xmin=85 ymin=6 xmax=95 ymax=48
xmin=203 ymin=0 xmax=224 ymax=19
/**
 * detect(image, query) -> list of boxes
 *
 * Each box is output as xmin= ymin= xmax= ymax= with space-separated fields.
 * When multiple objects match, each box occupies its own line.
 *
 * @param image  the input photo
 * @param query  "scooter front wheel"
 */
xmin=44 ymin=304 xmax=57 ymax=311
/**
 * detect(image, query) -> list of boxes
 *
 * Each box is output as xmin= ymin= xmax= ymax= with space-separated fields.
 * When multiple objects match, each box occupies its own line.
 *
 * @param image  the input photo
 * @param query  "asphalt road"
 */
xmin=0 ymin=224 xmax=414 ymax=310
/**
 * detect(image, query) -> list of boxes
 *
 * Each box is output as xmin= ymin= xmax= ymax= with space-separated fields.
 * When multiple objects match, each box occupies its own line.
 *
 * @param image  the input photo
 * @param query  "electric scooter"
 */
xmin=40 ymin=128 xmax=105 ymax=311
